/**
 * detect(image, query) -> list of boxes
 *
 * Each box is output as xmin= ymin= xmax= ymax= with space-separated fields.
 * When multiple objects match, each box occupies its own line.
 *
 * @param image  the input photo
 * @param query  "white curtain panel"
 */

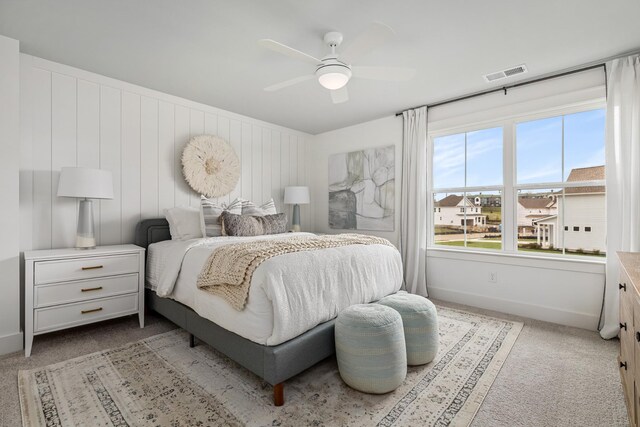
xmin=401 ymin=107 xmax=428 ymax=296
xmin=601 ymin=55 xmax=640 ymax=339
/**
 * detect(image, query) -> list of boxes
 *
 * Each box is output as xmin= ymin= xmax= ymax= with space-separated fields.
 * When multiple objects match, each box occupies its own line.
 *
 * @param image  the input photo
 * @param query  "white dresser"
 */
xmin=24 ymin=245 xmax=146 ymax=357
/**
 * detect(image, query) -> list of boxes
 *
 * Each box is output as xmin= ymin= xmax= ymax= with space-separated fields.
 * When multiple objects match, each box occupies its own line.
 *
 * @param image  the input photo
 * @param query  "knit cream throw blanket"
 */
xmin=196 ymin=233 xmax=394 ymax=310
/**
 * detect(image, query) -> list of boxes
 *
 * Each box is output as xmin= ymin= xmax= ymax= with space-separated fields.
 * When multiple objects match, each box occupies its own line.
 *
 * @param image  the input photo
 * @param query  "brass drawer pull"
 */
xmin=82 ymin=265 xmax=104 ymax=271
xmin=620 ymin=283 xmax=627 ymax=291
xmin=621 ymin=322 xmax=628 ymax=331
xmin=621 ymin=361 xmax=628 ymax=370
xmin=81 ymin=307 xmax=103 ymax=315
xmin=81 ymin=286 xmax=103 ymax=292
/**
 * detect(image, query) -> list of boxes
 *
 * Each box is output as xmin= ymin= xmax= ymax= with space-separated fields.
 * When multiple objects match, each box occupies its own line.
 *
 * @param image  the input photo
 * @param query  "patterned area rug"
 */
xmin=19 ymin=306 xmax=522 ymax=426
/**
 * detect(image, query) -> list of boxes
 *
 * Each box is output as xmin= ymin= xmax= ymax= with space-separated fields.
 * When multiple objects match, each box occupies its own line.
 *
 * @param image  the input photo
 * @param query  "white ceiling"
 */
xmin=1 ymin=0 xmax=640 ymax=134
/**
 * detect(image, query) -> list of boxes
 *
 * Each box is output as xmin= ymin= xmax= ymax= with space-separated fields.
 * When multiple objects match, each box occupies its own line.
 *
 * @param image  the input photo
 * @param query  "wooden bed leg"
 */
xmin=189 ymin=333 xmax=196 ymax=348
xmin=273 ymin=383 xmax=284 ymax=406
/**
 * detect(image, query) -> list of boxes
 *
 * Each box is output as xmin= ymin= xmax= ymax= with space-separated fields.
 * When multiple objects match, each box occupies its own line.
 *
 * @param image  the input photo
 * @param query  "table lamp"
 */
xmin=284 ymin=186 xmax=310 ymax=232
xmin=57 ymin=167 xmax=114 ymax=249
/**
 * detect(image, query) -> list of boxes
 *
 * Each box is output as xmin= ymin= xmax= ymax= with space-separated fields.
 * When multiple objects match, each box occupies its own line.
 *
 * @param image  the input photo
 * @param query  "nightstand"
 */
xmin=23 ymin=244 xmax=145 ymax=357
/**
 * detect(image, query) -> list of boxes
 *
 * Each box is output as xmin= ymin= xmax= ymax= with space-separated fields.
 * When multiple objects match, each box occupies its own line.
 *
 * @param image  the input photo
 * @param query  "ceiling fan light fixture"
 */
xmin=316 ymin=64 xmax=352 ymax=90
xmin=259 ymin=23 xmax=411 ymax=104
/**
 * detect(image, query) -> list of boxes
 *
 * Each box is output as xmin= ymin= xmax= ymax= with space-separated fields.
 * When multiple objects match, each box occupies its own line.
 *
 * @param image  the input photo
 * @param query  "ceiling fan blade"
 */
xmin=258 ymin=39 xmax=321 ymax=65
xmin=330 ymin=86 xmax=349 ymax=104
xmin=351 ymin=66 xmax=416 ymax=81
xmin=339 ymin=22 xmax=395 ymax=64
xmin=264 ymin=75 xmax=315 ymax=92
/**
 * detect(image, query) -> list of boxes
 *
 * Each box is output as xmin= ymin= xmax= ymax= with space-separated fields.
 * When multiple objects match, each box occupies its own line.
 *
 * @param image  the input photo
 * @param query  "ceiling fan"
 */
xmin=259 ymin=22 xmax=416 ymax=104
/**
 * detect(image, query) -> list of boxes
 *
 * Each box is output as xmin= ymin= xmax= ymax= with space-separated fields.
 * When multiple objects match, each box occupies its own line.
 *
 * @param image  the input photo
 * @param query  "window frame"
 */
xmin=427 ymin=99 xmax=606 ymax=260
xmin=430 ymin=124 xmax=505 ymax=251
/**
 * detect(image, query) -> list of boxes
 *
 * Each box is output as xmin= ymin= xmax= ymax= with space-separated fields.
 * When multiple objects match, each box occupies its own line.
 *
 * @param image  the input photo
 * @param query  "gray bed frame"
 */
xmin=135 ymin=218 xmax=336 ymax=406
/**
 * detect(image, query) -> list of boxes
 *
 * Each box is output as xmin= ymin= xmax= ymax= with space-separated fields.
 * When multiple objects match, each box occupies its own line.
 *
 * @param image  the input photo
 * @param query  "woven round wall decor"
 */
xmin=181 ymin=134 xmax=240 ymax=198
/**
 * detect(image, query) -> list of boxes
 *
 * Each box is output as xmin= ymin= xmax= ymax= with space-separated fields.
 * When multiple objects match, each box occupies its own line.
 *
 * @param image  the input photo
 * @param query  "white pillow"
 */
xmin=200 ymin=197 xmax=243 ymax=237
xmin=240 ymin=198 xmax=278 ymax=216
xmin=164 ymin=206 xmax=203 ymax=240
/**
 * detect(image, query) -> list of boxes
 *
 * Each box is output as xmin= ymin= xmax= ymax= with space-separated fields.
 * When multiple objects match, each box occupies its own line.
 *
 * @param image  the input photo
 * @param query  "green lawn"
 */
xmin=436 ymin=239 xmax=605 ymax=257
xmin=518 ymin=247 xmax=606 ymax=257
xmin=436 ymin=240 xmax=502 ymax=250
xmin=434 ymin=225 xmax=461 ymax=234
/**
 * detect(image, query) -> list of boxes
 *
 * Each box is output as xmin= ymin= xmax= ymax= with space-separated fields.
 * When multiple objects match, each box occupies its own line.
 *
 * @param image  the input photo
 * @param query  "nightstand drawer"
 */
xmin=34 ymin=254 xmax=139 ymax=285
xmin=34 ymin=293 xmax=139 ymax=333
xmin=34 ymin=274 xmax=139 ymax=308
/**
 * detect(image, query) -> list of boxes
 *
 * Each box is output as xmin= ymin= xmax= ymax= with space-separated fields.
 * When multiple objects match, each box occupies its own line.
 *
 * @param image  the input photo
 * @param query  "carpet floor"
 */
xmin=0 ymin=301 xmax=627 ymax=427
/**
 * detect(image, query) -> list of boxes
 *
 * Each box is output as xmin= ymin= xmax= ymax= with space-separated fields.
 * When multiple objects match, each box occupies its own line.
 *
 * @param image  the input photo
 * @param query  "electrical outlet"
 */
xmin=489 ymin=272 xmax=498 ymax=283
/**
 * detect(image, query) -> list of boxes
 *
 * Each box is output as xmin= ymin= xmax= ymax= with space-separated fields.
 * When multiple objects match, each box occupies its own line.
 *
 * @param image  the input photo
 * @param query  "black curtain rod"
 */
xmin=395 ymin=63 xmax=606 ymax=117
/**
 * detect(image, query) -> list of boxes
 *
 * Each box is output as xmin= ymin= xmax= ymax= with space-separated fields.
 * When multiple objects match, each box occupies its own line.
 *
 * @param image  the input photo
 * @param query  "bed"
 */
xmin=135 ymin=218 xmax=403 ymax=405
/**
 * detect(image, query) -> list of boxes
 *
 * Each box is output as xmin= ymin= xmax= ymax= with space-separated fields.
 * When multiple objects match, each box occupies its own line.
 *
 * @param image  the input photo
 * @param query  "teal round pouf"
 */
xmin=377 ymin=291 xmax=439 ymax=365
xmin=335 ymin=304 xmax=407 ymax=394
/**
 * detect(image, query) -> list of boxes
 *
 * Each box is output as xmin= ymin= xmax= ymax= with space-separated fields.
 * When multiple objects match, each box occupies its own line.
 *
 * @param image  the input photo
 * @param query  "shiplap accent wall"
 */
xmin=20 ymin=55 xmax=312 ymax=251
xmin=0 ymin=35 xmax=21 ymax=355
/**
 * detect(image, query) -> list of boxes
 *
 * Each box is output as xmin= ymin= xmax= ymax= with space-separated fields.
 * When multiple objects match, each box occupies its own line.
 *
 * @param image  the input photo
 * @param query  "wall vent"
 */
xmin=483 ymin=64 xmax=528 ymax=83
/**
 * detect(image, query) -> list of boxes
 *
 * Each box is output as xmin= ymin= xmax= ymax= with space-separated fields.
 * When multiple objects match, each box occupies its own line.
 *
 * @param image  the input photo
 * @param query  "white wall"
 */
xmin=311 ymin=116 xmax=403 ymax=247
xmin=427 ymin=252 xmax=605 ymax=329
xmin=20 ymin=54 xmax=312 ymax=254
xmin=0 ymin=35 xmax=21 ymax=355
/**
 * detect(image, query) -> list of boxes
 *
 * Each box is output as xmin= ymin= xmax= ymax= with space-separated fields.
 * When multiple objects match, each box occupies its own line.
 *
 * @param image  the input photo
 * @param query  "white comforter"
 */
xmin=148 ymin=233 xmax=403 ymax=345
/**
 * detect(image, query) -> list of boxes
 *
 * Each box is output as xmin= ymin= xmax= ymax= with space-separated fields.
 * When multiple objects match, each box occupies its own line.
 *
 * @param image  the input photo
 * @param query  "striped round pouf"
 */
xmin=335 ymin=304 xmax=407 ymax=394
xmin=377 ymin=291 xmax=439 ymax=365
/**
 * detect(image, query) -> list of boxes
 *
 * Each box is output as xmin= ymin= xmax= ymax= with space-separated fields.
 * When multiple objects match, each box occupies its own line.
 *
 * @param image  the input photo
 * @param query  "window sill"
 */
xmin=426 ymin=246 xmax=606 ymax=274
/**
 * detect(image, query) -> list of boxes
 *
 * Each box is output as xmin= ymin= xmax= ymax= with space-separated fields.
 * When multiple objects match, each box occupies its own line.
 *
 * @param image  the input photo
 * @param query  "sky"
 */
xmin=432 ymin=108 xmax=606 ymax=189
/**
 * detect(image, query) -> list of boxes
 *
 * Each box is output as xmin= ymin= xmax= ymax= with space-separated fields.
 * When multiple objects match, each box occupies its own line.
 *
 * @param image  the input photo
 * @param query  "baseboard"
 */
xmin=0 ymin=331 xmax=23 ymax=356
xmin=428 ymin=286 xmax=600 ymax=330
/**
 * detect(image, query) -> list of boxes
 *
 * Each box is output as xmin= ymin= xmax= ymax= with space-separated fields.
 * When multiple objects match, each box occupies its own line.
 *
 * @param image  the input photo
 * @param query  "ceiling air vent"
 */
xmin=483 ymin=64 xmax=528 ymax=83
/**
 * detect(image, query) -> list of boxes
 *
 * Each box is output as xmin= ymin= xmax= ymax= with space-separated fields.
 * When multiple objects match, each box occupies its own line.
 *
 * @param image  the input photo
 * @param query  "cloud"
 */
xmin=433 ymin=130 xmax=503 ymax=188
xmin=517 ymin=165 xmax=561 ymax=183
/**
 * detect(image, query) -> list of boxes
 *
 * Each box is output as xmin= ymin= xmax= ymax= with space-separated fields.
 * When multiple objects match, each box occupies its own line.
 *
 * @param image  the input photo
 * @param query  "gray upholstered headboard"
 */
xmin=135 ymin=218 xmax=171 ymax=249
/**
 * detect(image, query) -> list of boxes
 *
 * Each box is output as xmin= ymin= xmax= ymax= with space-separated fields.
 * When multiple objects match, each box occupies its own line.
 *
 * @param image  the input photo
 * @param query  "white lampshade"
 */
xmin=284 ymin=186 xmax=310 ymax=204
xmin=57 ymin=167 xmax=114 ymax=199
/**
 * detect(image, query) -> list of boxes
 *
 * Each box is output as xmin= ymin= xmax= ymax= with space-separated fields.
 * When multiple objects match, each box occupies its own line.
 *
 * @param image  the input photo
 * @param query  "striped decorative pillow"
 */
xmin=200 ymin=196 xmax=243 ymax=237
xmin=240 ymin=198 xmax=278 ymax=216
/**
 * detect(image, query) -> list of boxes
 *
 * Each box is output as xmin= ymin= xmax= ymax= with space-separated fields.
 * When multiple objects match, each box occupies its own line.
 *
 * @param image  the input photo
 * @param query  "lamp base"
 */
xmin=76 ymin=199 xmax=96 ymax=249
xmin=291 ymin=204 xmax=301 ymax=232
xmin=75 ymin=237 xmax=96 ymax=250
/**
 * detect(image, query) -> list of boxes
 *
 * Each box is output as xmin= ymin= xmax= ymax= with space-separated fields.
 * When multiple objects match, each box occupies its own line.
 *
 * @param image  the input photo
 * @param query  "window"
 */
xmin=432 ymin=127 xmax=503 ymax=250
xmin=429 ymin=106 xmax=606 ymax=258
xmin=516 ymin=109 xmax=605 ymax=257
